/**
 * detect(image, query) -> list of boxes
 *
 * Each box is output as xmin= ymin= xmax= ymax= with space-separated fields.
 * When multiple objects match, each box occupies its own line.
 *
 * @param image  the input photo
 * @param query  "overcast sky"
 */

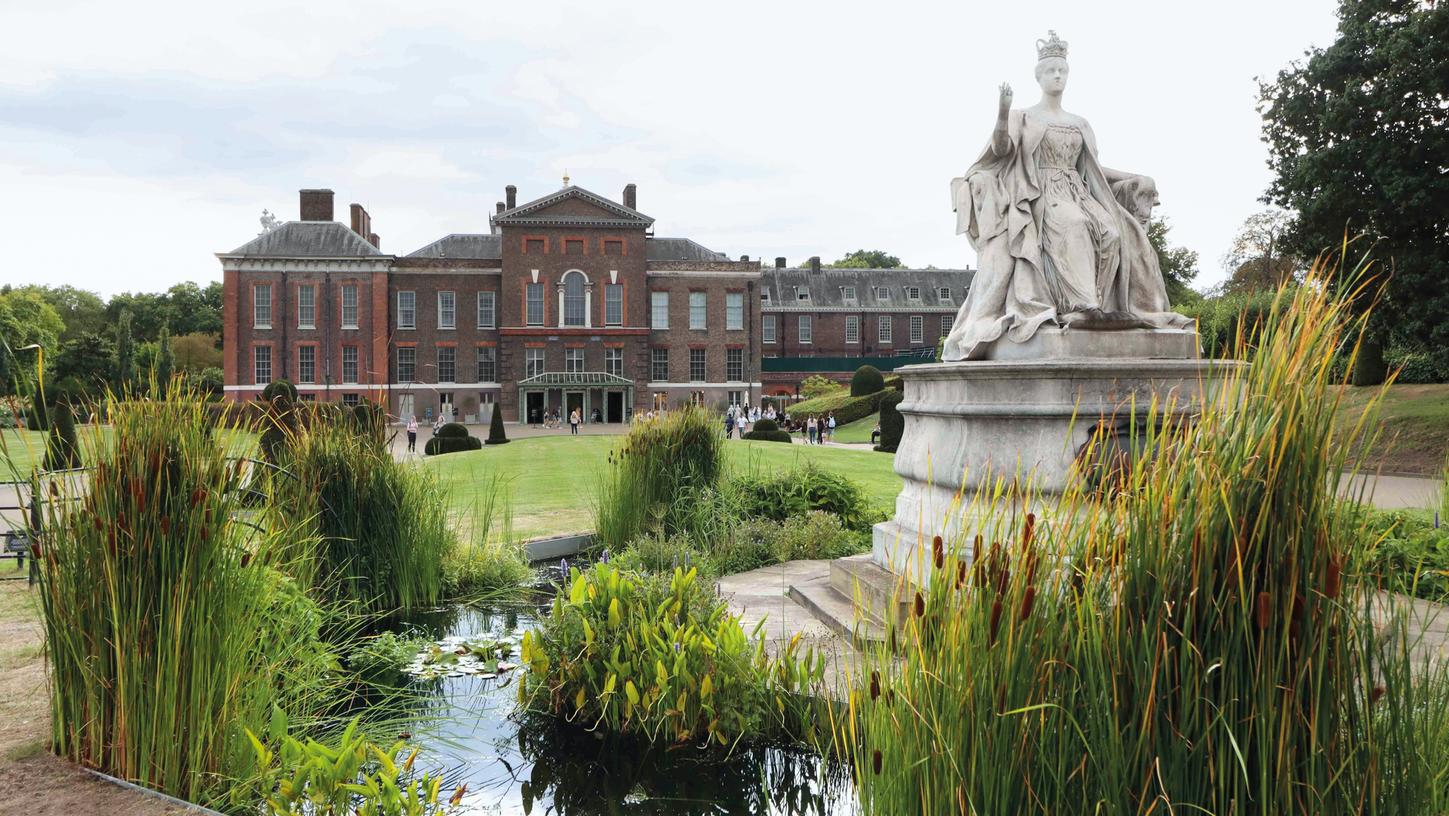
xmin=0 ymin=0 xmax=1340 ymax=298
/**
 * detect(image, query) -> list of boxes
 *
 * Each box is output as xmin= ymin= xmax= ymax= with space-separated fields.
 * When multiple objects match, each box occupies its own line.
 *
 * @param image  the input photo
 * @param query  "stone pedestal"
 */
xmin=872 ymin=328 xmax=1240 ymax=583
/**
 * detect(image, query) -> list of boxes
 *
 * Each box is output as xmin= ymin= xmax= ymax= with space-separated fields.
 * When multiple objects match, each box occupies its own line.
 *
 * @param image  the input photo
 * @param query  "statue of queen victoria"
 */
xmin=941 ymin=31 xmax=1193 ymax=361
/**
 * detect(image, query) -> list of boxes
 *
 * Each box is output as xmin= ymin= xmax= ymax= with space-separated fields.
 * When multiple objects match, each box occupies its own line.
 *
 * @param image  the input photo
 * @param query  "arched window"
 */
xmin=563 ymin=271 xmax=586 ymax=327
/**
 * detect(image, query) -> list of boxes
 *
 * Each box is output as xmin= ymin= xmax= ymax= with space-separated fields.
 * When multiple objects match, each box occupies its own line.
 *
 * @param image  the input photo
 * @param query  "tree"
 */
xmin=106 ymin=292 xmax=169 ymax=342
xmin=114 ymin=309 xmax=136 ymax=390
xmin=50 ymin=333 xmax=115 ymax=397
xmin=1219 ymin=209 xmax=1302 ymax=295
xmin=1145 ymin=218 xmax=1202 ymax=304
xmin=165 ymin=281 xmax=223 ymax=336
xmin=27 ymin=285 xmax=107 ymax=342
xmin=799 ymin=375 xmax=838 ymax=401
xmin=155 ymin=326 xmax=175 ymax=389
xmin=1259 ymin=0 xmax=1449 ymax=377
xmin=850 ymin=365 xmax=885 ymax=397
xmin=0 ymin=289 xmax=64 ymax=397
xmin=828 ymin=250 xmax=904 ymax=269
xmin=171 ymin=332 xmax=223 ymax=372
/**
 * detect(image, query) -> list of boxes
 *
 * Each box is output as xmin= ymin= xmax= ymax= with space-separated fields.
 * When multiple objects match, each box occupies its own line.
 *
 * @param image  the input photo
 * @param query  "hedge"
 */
xmin=850 ymin=365 xmax=885 ymax=397
xmin=785 ymin=389 xmax=885 ymax=426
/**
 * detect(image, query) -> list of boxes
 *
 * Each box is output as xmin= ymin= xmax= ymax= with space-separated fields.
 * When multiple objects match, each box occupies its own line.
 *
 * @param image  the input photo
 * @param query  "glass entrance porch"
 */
xmin=516 ymin=371 xmax=634 ymax=424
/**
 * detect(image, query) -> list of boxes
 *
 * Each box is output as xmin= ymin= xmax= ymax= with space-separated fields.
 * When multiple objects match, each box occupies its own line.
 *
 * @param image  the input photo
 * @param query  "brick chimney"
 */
xmin=369 ymin=233 xmax=380 ymax=249
xmin=809 ymin=256 xmax=821 ymax=273
xmin=299 ymin=189 xmax=334 ymax=221
xmin=775 ymin=257 xmax=786 ymax=269
xmin=623 ymin=183 xmax=637 ymax=210
xmin=349 ymin=203 xmax=372 ymax=239
xmin=496 ymin=202 xmax=505 ymax=215
xmin=505 ymin=185 xmax=517 ymax=210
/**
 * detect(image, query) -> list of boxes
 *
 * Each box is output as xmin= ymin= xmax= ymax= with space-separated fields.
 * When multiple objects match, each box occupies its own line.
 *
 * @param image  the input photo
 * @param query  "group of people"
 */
xmin=534 ymin=408 xmax=583 ymax=433
xmin=789 ymin=412 xmax=836 ymax=444
xmin=404 ymin=414 xmax=452 ymax=453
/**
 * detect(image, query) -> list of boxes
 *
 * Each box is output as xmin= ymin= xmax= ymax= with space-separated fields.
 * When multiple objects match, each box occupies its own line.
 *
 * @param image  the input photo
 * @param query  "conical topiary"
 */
xmin=44 ymin=402 xmax=81 ymax=470
xmin=485 ymin=402 xmax=509 ymax=445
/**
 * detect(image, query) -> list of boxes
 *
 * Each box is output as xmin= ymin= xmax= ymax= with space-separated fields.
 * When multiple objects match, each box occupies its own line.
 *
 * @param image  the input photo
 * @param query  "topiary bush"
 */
xmin=850 ymin=365 xmax=885 ymax=397
xmin=485 ymin=403 xmax=509 ymax=445
xmin=43 ymin=401 xmax=81 ymax=470
xmin=424 ymin=425 xmax=482 ymax=456
xmin=262 ymin=379 xmax=299 ymax=404
xmin=741 ymin=417 xmax=792 ymax=443
xmin=875 ymin=390 xmax=905 ymax=452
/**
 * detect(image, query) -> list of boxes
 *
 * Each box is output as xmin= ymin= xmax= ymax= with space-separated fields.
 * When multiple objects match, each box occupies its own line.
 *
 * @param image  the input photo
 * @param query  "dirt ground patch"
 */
xmin=0 ymin=579 xmax=184 ymax=815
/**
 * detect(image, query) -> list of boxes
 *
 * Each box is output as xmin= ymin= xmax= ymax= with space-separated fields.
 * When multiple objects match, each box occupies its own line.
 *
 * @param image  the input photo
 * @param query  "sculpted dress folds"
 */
xmin=941 ymin=51 xmax=1192 ymax=361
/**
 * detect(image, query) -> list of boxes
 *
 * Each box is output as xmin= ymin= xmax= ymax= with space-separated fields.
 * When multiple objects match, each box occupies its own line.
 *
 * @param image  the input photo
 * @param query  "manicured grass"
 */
xmin=1335 ymin=383 xmax=1449 ymax=475
xmin=833 ymin=412 xmax=880 ymax=444
xmin=422 ymin=435 xmax=902 ymax=541
xmin=1 ymin=426 xmax=256 ymax=478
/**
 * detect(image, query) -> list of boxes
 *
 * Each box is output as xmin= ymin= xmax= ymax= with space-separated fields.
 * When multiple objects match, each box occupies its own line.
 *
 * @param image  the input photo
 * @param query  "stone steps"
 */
xmin=786 ymin=554 xmax=914 ymax=646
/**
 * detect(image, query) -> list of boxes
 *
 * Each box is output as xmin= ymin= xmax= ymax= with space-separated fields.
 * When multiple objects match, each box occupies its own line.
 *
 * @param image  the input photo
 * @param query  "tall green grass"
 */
xmin=36 ymin=386 xmax=337 ymax=804
xmin=838 ymin=258 xmax=1449 ymax=814
xmin=277 ymin=420 xmax=450 ymax=616
xmin=593 ymin=406 xmax=723 ymax=549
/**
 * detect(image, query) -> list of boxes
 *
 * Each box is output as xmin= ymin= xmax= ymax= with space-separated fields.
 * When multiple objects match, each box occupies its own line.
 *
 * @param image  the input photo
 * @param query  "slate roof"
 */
xmin=761 ymin=267 xmax=975 ymax=311
xmin=224 ymin=221 xmax=385 ymax=257
xmin=406 ymin=234 xmax=502 ymax=260
xmin=491 ymin=185 xmax=654 ymax=228
xmin=645 ymin=237 xmax=730 ymax=262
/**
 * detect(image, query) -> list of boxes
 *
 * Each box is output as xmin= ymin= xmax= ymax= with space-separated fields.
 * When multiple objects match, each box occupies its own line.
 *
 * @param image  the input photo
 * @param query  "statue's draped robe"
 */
xmin=941 ymin=109 xmax=1191 ymax=361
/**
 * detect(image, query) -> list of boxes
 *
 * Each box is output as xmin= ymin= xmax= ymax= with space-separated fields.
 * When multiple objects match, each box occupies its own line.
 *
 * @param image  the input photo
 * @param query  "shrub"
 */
xmin=349 ymin=400 xmax=387 ymax=447
xmin=875 ymin=390 xmax=905 ymax=452
xmin=485 ymin=402 xmax=509 ymax=445
xmin=43 ymin=401 xmax=81 ymax=470
xmin=850 ymin=365 xmax=885 ymax=397
xmin=262 ymin=379 xmax=299 ymax=403
xmin=1352 ymin=334 xmax=1387 ymax=386
xmin=741 ymin=418 xmax=793 ymax=443
xmin=726 ymin=463 xmax=876 ymax=532
xmin=24 ymin=401 xmax=49 ymax=431
xmin=799 ymin=374 xmax=839 ymax=401
xmin=768 ymin=510 xmax=870 ymax=563
xmin=613 ymin=531 xmax=711 ymax=577
xmin=444 ymin=537 xmax=531 ymax=598
xmin=1363 ymin=509 xmax=1449 ymax=601
xmin=259 ymin=394 xmax=297 ymax=465
xmin=37 ymin=386 xmax=338 ymax=804
xmin=423 ymin=429 xmax=482 ymax=456
xmin=520 ymin=564 xmax=824 ymax=745
xmin=785 ymin=389 xmax=885 ymax=427
xmin=594 ymin=406 xmax=723 ymax=548
xmin=752 ymin=417 xmax=780 ymax=433
xmin=1388 ymin=348 xmax=1447 ymax=384
xmin=844 ymin=263 xmax=1449 ymax=814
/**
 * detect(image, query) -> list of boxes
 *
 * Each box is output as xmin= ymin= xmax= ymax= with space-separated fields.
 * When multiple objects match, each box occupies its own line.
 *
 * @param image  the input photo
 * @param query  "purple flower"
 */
xmin=601 ymin=548 xmax=610 ymax=564
xmin=674 ymin=642 xmax=681 ymax=653
xmin=559 ymin=557 xmax=570 ymax=581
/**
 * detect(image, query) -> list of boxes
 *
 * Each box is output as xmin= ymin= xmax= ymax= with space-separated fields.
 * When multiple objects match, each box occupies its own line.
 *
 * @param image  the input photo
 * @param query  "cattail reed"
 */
xmin=932 ymin=535 xmax=944 ymax=570
xmin=1020 ymin=585 xmax=1036 ymax=622
xmin=870 ymin=670 xmax=881 ymax=701
xmin=988 ymin=598 xmax=1003 ymax=646
xmin=1325 ymin=557 xmax=1341 ymax=599
xmin=1256 ymin=591 xmax=1271 ymax=630
xmin=914 ymin=592 xmax=925 ymax=619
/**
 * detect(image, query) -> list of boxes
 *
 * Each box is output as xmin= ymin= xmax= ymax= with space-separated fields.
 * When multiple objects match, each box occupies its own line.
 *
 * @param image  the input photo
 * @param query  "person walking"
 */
xmin=807 ymin=415 xmax=818 ymax=445
xmin=406 ymin=416 xmax=418 ymax=453
xmin=826 ymin=412 xmax=836 ymax=443
xmin=724 ymin=412 xmax=734 ymax=439
xmin=569 ymin=408 xmax=581 ymax=435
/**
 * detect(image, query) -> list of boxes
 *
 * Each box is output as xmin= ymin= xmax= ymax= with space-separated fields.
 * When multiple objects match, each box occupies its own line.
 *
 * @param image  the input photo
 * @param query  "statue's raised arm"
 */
xmin=942 ymin=30 xmax=1192 ymax=361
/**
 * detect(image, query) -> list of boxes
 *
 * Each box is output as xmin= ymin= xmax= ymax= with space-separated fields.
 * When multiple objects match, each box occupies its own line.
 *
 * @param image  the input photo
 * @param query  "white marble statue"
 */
xmin=941 ymin=31 xmax=1192 ymax=361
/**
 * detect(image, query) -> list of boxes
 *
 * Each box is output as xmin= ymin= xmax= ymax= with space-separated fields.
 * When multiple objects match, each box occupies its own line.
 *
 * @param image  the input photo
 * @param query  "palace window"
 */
xmin=396 ymin=347 xmax=416 ymax=382
xmin=798 ymin=315 xmax=812 ymax=344
xmin=525 ymin=348 xmax=545 ymax=378
xmin=941 ymin=314 xmax=954 ymax=337
xmin=650 ymin=291 xmax=669 ymax=329
xmin=725 ymin=292 xmax=743 ymax=330
xmin=910 ymin=314 xmax=924 ymax=344
xmin=297 ymin=346 xmax=316 ymax=383
xmin=341 ymin=346 xmax=358 ymax=383
xmin=878 ymin=315 xmax=893 ymax=344
xmin=605 ymin=283 xmax=623 ymax=326
xmin=340 ymin=285 xmax=358 ymax=328
xmin=526 ymin=283 xmax=545 ymax=326
xmin=795 ymin=287 xmax=810 ymax=302
xmin=845 ymin=315 xmax=860 ymax=344
xmin=726 ymin=348 xmax=743 ymax=382
xmin=605 ymin=347 xmax=623 ymax=377
xmin=689 ymin=349 xmax=706 ymax=382
xmin=341 ymin=393 xmax=360 ymax=407
xmin=437 ymin=346 xmax=456 ymax=383
xmin=841 ymin=286 xmax=857 ymax=304
xmin=938 ymin=286 xmax=953 ymax=302
xmin=906 ymin=286 xmax=921 ymax=302
xmin=762 ymin=314 xmax=776 ymax=344
xmin=397 ymin=291 xmax=416 ymax=330
xmin=253 ymin=284 xmax=272 ymax=328
xmin=476 ymin=346 xmax=496 ymax=383
xmin=876 ymin=287 xmax=891 ymax=303
xmin=297 ymin=285 xmax=315 ymax=329
xmin=563 ymin=272 xmax=586 ymax=327
xmin=438 ymin=291 xmax=456 ymax=330
xmin=565 ymin=348 xmax=584 ymax=373
xmin=689 ymin=292 xmax=706 ymax=330
xmin=477 ymin=291 xmax=496 ymax=329
xmin=252 ymin=346 xmax=271 ymax=384
xmin=651 ymin=348 xmax=669 ymax=381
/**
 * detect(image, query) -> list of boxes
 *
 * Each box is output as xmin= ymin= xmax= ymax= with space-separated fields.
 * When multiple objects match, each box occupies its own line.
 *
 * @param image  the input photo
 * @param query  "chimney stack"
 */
xmin=775 ymin=257 xmax=786 ymax=269
xmin=496 ymin=202 xmax=505 ymax=215
xmin=623 ymin=183 xmax=637 ymax=210
xmin=740 ymin=255 xmax=750 ymax=262
xmin=505 ymin=185 xmax=517 ymax=210
xmin=299 ymin=189 xmax=334 ymax=222
xmin=349 ymin=203 xmax=372 ymax=239
xmin=369 ymin=233 xmax=380 ymax=249
xmin=809 ymin=256 xmax=821 ymax=273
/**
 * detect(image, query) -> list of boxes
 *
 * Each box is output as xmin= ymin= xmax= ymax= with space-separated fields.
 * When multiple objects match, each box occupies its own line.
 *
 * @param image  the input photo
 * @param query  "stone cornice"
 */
xmin=217 ymin=255 xmax=393 ymax=273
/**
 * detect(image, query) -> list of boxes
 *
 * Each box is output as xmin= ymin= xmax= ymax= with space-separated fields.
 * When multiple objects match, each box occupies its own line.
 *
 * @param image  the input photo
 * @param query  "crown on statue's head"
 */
xmin=1036 ymin=30 xmax=1069 ymax=62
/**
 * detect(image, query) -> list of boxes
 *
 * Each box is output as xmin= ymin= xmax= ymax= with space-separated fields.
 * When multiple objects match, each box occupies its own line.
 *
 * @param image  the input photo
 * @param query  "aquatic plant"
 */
xmin=441 ymin=472 xmax=530 ymax=599
xmin=593 ymin=406 xmax=723 ymax=549
xmin=837 ymin=257 xmax=1449 ymax=814
xmin=520 ymin=563 xmax=825 ymax=747
xmin=36 ymin=384 xmax=338 ymax=804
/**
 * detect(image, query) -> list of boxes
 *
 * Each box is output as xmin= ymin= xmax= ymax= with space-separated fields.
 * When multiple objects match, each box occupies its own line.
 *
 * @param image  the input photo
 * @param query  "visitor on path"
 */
xmin=807 ymin=415 xmax=818 ymax=445
xmin=827 ymin=413 xmax=836 ymax=443
xmin=569 ymin=408 xmax=581 ymax=435
xmin=406 ymin=416 xmax=418 ymax=452
xmin=870 ymin=422 xmax=881 ymax=445
xmin=724 ymin=413 xmax=735 ymax=439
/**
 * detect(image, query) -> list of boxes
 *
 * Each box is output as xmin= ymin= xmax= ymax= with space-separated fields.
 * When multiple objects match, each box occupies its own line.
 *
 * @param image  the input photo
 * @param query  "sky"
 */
xmin=0 ymin=0 xmax=1341 ymax=298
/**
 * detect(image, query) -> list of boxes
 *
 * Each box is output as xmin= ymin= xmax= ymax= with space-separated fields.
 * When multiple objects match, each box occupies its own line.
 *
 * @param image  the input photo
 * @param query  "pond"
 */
xmin=388 ymin=602 xmax=859 ymax=815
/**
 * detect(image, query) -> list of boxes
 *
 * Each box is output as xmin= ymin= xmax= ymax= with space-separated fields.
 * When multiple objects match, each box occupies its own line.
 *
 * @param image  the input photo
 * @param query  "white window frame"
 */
xmin=437 ymin=346 xmax=456 ymax=382
xmin=726 ymin=348 xmax=743 ymax=382
xmin=605 ymin=284 xmax=623 ymax=326
xmin=906 ymin=286 xmax=921 ymax=302
xmin=876 ymin=287 xmax=892 ymax=303
xmin=941 ymin=314 xmax=954 ymax=337
xmin=253 ymin=284 xmax=272 ymax=329
xmin=725 ymin=292 xmax=743 ymax=330
xmin=526 ymin=283 xmax=545 ymax=326
xmin=651 ymin=348 xmax=669 ymax=381
xmin=845 ymin=315 xmax=860 ymax=345
xmin=798 ymin=315 xmax=812 ymax=344
xmin=689 ymin=348 xmax=706 ymax=382
xmin=878 ymin=315 xmax=893 ymax=344
xmin=341 ymin=346 xmax=359 ymax=384
xmin=476 ymin=346 xmax=496 ymax=382
xmin=651 ymin=291 xmax=669 ymax=329
xmin=562 ymin=272 xmax=587 ymax=327
xmin=297 ymin=345 xmax=316 ymax=384
xmin=397 ymin=291 xmax=416 ymax=330
xmin=340 ymin=285 xmax=359 ymax=329
xmin=910 ymin=315 xmax=924 ymax=344
xmin=252 ymin=345 xmax=271 ymax=384
xmin=605 ymin=347 xmax=623 ymax=377
xmin=841 ymin=286 xmax=857 ymax=303
xmin=762 ymin=314 xmax=776 ymax=344
xmin=297 ymin=285 xmax=315 ymax=329
xmin=396 ymin=346 xmax=416 ymax=382
xmin=477 ymin=291 xmax=495 ymax=329
xmin=525 ymin=348 xmax=545 ymax=378
xmin=938 ymin=286 xmax=952 ymax=302
xmin=438 ymin=291 xmax=456 ymax=330
xmin=689 ymin=291 xmax=707 ymax=330
xmin=565 ymin=348 xmax=584 ymax=373
xmin=795 ymin=287 xmax=810 ymax=302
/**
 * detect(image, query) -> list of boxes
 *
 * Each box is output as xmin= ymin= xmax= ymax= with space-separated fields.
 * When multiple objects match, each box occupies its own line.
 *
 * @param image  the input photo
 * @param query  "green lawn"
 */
xmin=1335 ymin=384 xmax=1449 ymax=476
xmin=1 ymin=427 xmax=257 ymax=479
xmin=833 ymin=412 xmax=880 ymax=445
xmin=422 ymin=435 xmax=902 ymax=541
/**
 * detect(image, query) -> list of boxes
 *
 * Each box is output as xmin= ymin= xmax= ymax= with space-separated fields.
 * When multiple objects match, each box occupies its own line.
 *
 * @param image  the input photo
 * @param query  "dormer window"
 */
xmin=841 ymin=286 xmax=857 ymax=304
xmin=761 ymin=290 xmax=772 ymax=305
xmin=876 ymin=287 xmax=891 ymax=303
xmin=938 ymin=286 xmax=952 ymax=301
xmin=796 ymin=287 xmax=811 ymax=302
xmin=906 ymin=286 xmax=921 ymax=302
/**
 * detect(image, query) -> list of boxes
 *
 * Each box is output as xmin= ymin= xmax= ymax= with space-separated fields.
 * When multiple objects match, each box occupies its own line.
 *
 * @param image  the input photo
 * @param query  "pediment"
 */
xmin=492 ymin=186 xmax=653 ymax=229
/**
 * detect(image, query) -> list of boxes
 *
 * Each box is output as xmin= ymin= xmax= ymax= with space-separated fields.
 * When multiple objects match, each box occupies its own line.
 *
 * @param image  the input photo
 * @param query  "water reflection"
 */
xmin=391 ymin=604 xmax=857 ymax=815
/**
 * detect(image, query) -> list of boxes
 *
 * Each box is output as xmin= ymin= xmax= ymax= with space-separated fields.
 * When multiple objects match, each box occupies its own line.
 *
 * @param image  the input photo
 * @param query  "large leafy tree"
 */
xmin=828 ymin=249 xmax=904 ymax=269
xmin=0 ymin=289 xmax=64 ymax=396
xmin=1258 ymin=0 xmax=1449 ymax=378
xmin=1146 ymin=217 xmax=1202 ymax=304
xmin=26 ymin=285 xmax=107 ymax=342
xmin=1219 ymin=209 xmax=1304 ymax=295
